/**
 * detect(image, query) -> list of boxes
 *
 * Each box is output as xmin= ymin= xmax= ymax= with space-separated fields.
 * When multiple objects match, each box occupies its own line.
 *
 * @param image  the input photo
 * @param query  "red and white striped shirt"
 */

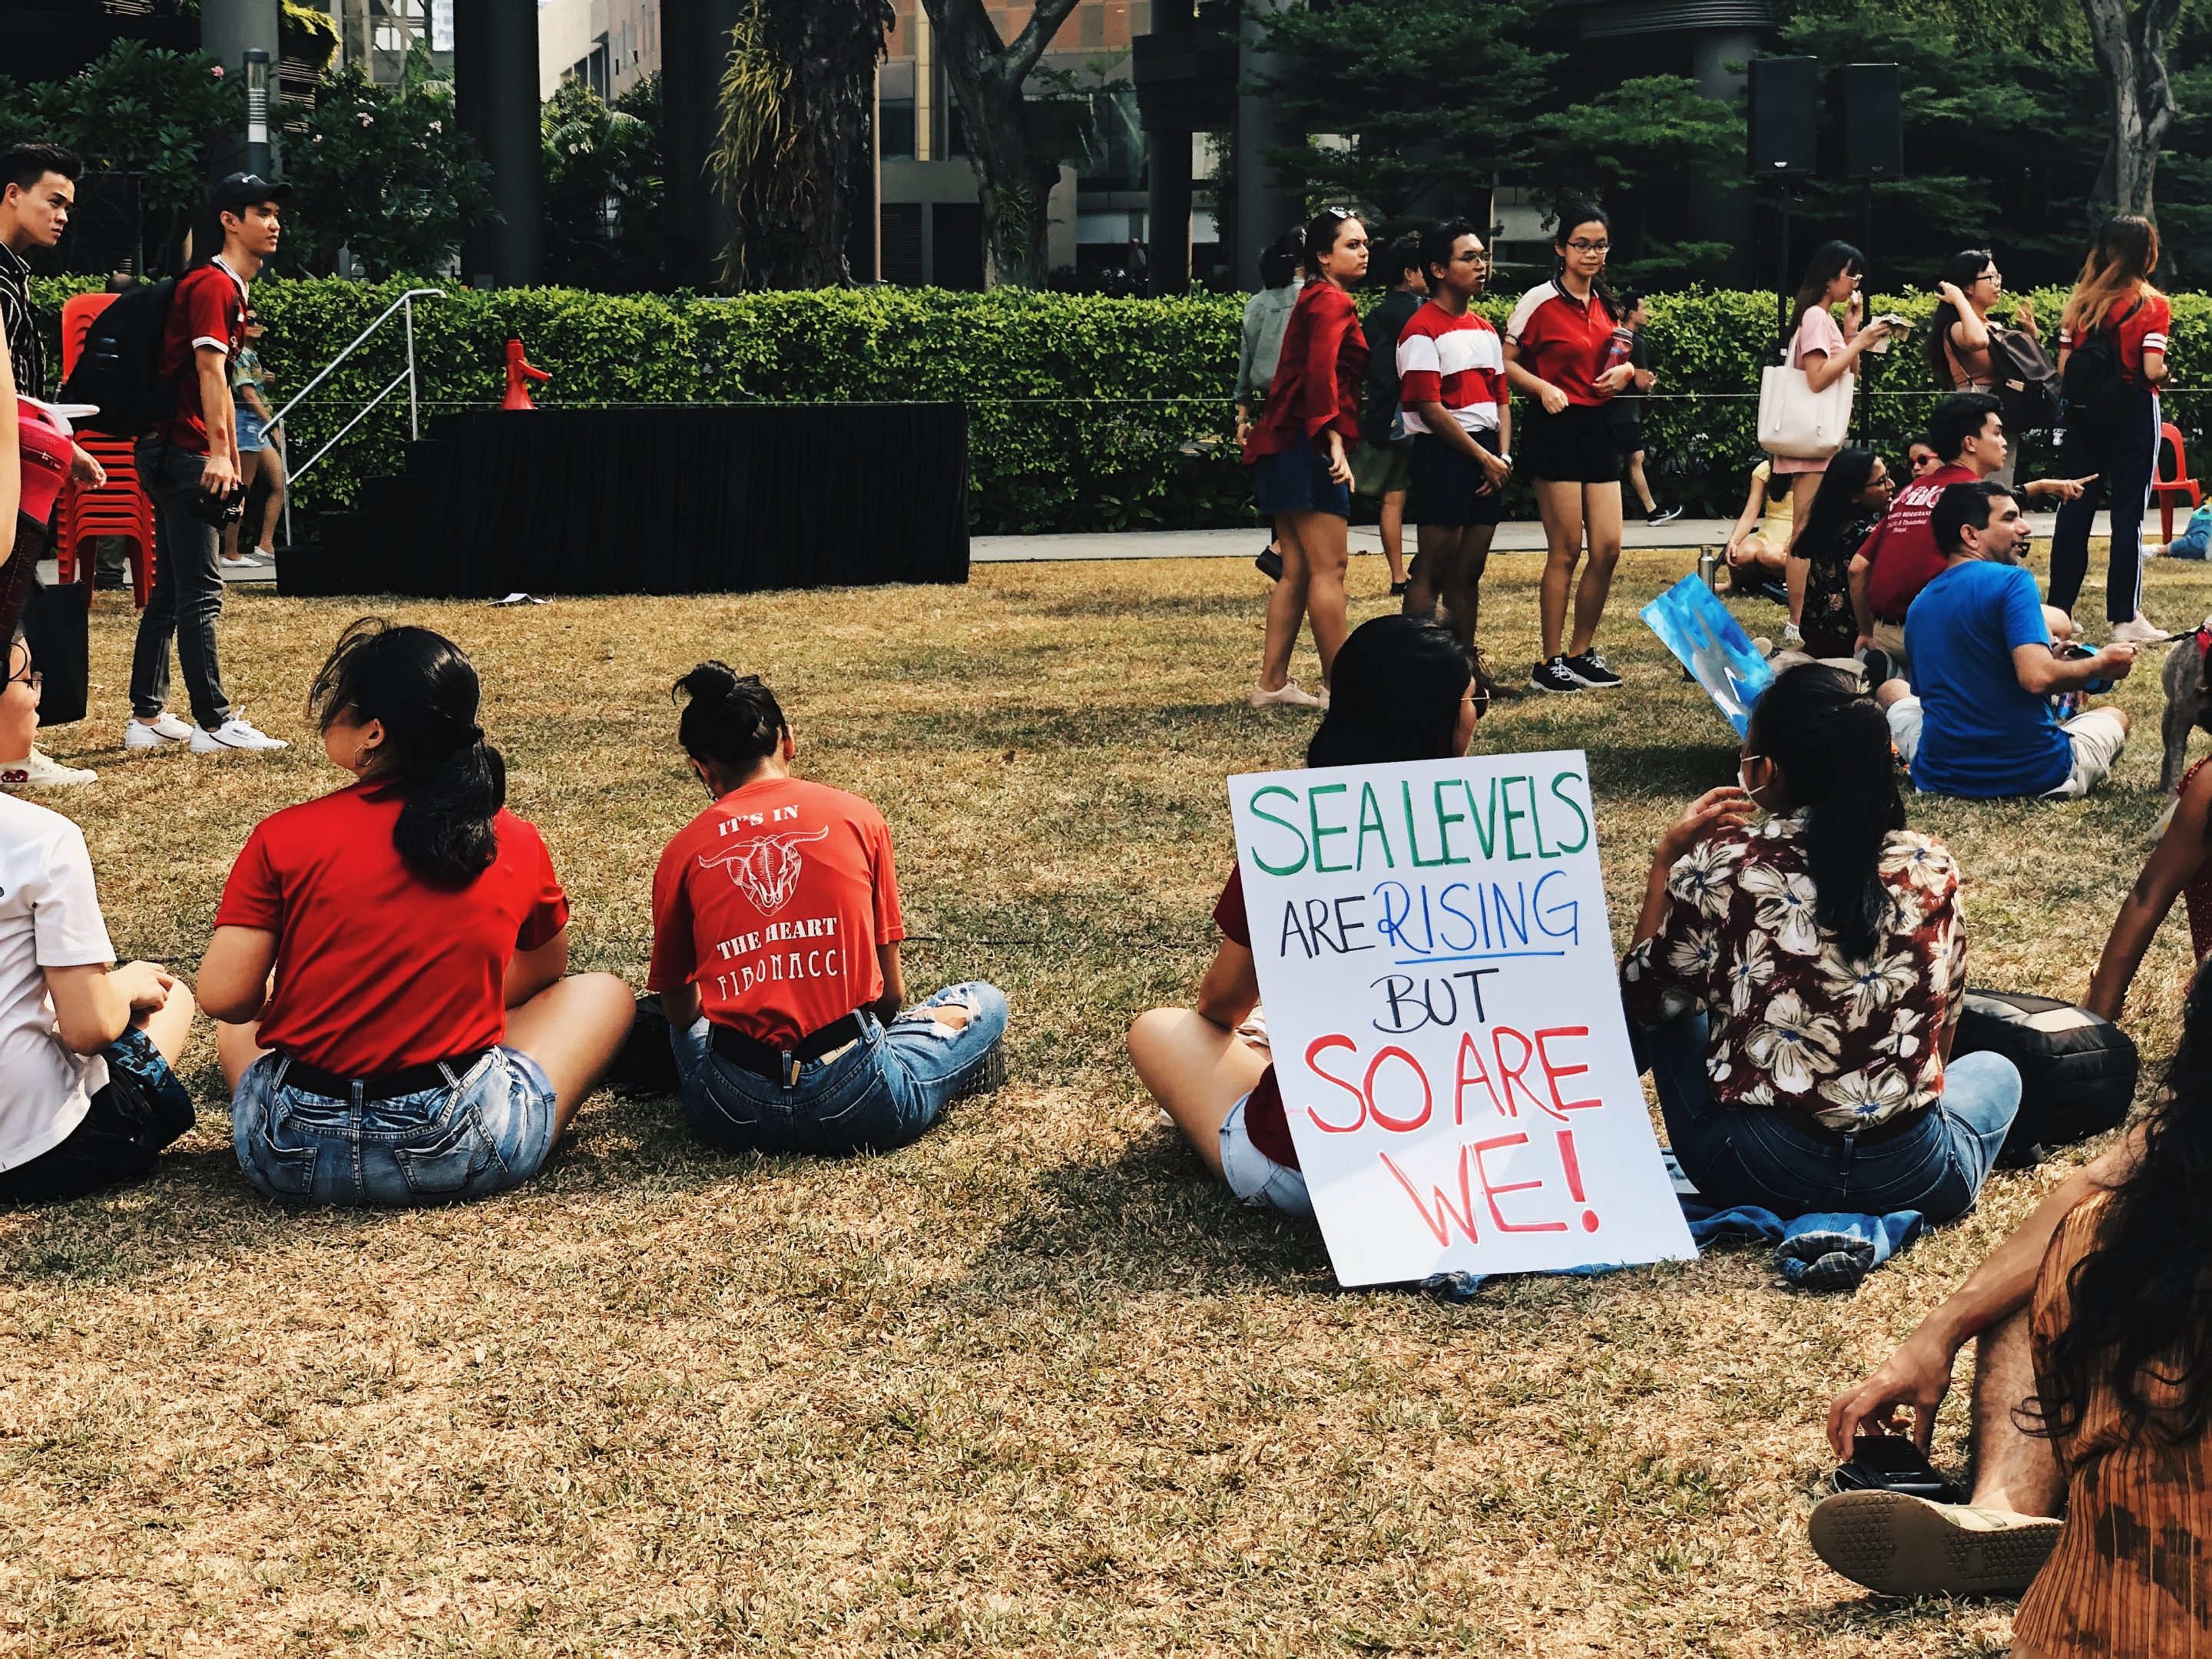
xmin=1396 ymin=303 xmax=1505 ymax=434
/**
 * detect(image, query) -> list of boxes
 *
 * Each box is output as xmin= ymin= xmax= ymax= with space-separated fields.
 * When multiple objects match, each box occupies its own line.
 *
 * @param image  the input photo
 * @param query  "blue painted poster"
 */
xmin=1640 ymin=575 xmax=1776 ymax=737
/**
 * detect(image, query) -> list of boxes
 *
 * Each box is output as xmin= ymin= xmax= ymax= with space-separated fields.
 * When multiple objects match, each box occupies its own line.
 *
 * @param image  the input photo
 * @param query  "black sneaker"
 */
xmin=1647 ymin=505 xmax=1685 ymax=526
xmin=1563 ymin=650 xmax=1622 ymax=689
xmin=1529 ymin=656 xmax=1583 ymax=694
xmin=1860 ymin=646 xmax=1899 ymax=689
xmin=1255 ymin=546 xmax=1283 ymax=581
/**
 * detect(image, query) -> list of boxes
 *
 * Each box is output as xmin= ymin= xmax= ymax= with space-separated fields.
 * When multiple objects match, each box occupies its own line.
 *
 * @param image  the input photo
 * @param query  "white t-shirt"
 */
xmin=0 ymin=795 xmax=116 ymax=1170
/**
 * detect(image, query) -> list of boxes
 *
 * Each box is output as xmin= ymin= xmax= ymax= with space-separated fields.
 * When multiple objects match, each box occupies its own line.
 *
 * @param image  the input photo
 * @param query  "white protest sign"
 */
xmin=1228 ymin=750 xmax=1696 ymax=1287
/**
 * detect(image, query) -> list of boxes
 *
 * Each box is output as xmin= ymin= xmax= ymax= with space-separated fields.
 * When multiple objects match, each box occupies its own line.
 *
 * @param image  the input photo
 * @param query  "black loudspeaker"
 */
xmin=1834 ymin=62 xmax=1904 ymax=180
xmin=1747 ymin=57 xmax=1820 ymax=177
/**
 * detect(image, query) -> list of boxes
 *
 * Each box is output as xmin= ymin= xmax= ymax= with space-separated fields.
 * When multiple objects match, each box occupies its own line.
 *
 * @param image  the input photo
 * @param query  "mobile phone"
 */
xmin=1831 ymin=1433 xmax=1962 ymax=1502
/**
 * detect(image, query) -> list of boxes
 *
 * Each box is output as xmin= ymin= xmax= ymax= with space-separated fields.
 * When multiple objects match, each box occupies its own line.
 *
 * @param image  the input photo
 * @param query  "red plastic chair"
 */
xmin=2157 ymin=421 xmax=2204 ymax=542
xmin=55 ymin=436 xmax=155 ymax=609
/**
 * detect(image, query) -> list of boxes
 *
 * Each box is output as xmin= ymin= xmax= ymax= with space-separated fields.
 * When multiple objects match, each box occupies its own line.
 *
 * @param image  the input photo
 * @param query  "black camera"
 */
xmin=190 ymin=488 xmax=246 ymax=528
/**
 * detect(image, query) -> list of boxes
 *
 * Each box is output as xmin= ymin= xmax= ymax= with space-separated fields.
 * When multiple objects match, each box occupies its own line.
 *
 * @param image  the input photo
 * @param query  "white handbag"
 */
xmin=1757 ymin=361 xmax=1855 ymax=461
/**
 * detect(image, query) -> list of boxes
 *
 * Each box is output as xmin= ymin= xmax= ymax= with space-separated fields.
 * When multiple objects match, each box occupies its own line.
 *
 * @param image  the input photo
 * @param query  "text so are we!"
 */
xmin=1233 ymin=755 xmax=1693 ymax=1284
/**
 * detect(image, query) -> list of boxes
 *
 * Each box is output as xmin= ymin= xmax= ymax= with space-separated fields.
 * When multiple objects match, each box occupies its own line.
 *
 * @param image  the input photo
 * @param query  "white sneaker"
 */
xmin=1250 ymin=680 xmax=1323 ymax=708
xmin=124 ymin=713 xmax=194 ymax=751
xmin=0 ymin=747 xmax=98 ymax=789
xmin=190 ymin=717 xmax=289 ymax=753
xmin=2110 ymin=613 xmax=2164 ymax=645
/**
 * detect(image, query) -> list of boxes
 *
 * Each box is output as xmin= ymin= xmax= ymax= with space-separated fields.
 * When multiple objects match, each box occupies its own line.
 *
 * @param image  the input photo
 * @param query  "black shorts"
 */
xmin=1522 ymin=402 xmax=1624 ymax=485
xmin=0 ymin=1028 xmax=195 ymax=1206
xmin=1409 ymin=429 xmax=1506 ymax=528
xmin=1608 ymin=415 xmax=1645 ymax=458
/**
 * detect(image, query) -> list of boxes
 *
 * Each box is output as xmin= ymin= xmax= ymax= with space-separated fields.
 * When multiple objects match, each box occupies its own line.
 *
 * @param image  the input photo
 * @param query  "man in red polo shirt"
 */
xmin=1850 ymin=392 xmax=2092 ymax=669
xmin=124 ymin=173 xmax=290 ymax=759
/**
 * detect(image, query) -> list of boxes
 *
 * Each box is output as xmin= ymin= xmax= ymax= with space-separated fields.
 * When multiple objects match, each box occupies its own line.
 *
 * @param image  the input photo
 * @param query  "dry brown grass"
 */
xmin=2 ymin=546 xmax=2205 ymax=1657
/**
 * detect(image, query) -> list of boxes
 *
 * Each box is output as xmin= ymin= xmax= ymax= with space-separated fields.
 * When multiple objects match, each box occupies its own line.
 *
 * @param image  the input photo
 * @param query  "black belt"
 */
xmin=710 ymin=1012 xmax=868 ymax=1087
xmin=277 ymin=1048 xmax=493 ymax=1103
xmin=1806 ymin=1105 xmax=1927 ymax=1147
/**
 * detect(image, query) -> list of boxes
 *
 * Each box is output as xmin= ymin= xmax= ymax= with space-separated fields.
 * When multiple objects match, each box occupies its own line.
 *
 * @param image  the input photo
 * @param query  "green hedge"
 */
xmin=31 ymin=279 xmax=2208 ymax=534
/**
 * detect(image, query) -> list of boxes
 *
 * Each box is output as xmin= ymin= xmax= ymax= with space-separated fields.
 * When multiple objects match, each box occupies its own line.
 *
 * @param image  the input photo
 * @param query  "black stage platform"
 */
xmin=287 ymin=403 xmax=969 ymax=597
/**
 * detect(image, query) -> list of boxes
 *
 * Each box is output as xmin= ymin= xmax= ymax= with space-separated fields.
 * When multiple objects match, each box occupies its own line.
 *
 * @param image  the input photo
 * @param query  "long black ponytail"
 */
xmin=1745 ymin=664 xmax=1906 ymax=962
xmin=308 ymin=618 xmax=505 ymax=884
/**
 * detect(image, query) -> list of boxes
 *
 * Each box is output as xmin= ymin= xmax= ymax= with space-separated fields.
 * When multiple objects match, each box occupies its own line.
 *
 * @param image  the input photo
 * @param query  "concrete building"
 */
xmin=535 ymin=0 xmax=659 ymax=99
xmin=877 ymin=0 xmax=1209 ymax=290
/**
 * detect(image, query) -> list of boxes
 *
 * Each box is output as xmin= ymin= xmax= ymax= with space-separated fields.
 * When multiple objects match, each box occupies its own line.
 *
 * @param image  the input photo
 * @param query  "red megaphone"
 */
xmin=502 ymin=339 xmax=551 ymax=410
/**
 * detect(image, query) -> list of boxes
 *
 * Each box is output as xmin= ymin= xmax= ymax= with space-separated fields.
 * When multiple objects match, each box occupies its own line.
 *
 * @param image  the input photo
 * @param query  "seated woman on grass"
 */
xmin=1127 ymin=616 xmax=1479 ymax=1217
xmin=0 ymin=631 xmax=198 ymax=1204
xmin=198 ymin=621 xmax=633 ymax=1205
xmin=648 ymin=664 xmax=1007 ymax=1155
xmin=1621 ymin=664 xmax=2021 ymax=1223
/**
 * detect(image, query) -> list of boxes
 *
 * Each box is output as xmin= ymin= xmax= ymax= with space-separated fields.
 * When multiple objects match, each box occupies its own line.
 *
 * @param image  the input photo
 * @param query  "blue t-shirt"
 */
xmin=1904 ymin=560 xmax=2069 ymax=797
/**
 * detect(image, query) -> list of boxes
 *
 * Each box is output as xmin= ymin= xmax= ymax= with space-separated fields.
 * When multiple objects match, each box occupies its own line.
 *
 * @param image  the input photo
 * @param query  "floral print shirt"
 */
xmin=1620 ymin=816 xmax=1965 ymax=1133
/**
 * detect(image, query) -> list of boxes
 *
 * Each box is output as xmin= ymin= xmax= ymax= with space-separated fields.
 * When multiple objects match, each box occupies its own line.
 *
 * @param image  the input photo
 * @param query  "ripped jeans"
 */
xmin=670 ymin=982 xmax=1009 ymax=1156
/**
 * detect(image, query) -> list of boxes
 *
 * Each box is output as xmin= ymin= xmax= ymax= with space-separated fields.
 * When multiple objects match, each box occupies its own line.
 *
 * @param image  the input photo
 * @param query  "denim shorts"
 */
xmin=1219 ymin=1093 xmax=1313 ymax=1217
xmin=672 ymin=982 xmax=1008 ymax=1157
xmin=235 ymin=408 xmax=269 ymax=452
xmin=1252 ymin=444 xmax=1350 ymax=519
xmin=231 ymin=1046 xmax=560 ymax=1206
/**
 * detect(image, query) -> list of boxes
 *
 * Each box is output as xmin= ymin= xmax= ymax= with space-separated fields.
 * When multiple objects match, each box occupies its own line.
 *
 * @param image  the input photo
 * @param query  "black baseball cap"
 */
xmin=210 ymin=172 xmax=292 ymax=216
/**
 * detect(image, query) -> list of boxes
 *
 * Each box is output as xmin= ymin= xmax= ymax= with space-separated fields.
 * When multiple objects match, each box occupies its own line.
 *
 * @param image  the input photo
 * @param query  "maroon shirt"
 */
xmin=1211 ymin=866 xmax=1300 ymax=1169
xmin=153 ymin=258 xmax=248 ymax=455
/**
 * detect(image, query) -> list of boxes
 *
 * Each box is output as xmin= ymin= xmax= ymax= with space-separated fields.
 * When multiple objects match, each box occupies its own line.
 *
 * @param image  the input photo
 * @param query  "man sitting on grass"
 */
xmin=1849 ymin=392 xmax=2091 ymax=669
xmin=1879 ymin=481 xmax=2135 ymax=800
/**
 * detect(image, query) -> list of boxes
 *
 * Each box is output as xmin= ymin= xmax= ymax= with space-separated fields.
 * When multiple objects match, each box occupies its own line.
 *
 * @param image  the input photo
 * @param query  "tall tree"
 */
xmin=2078 ymin=0 xmax=2184 ymax=214
xmin=915 ymin=0 xmax=1084 ymax=287
xmin=1257 ymin=0 xmax=1553 ymax=230
xmin=714 ymin=0 xmax=895 ymax=287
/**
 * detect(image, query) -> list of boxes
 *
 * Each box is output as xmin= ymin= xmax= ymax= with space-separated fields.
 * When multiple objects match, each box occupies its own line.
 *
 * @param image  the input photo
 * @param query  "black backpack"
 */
xmin=2058 ymin=296 xmax=2144 ymax=432
xmin=1951 ymin=988 xmax=2137 ymax=1164
xmin=57 ymin=276 xmax=178 ymax=438
xmin=1986 ymin=326 xmax=2061 ymax=432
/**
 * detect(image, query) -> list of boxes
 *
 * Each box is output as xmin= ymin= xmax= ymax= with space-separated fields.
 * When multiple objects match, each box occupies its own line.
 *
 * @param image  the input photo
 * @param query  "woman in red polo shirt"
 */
xmin=199 ymin=621 xmax=634 ymax=1206
xmin=1127 ymin=616 xmax=1479 ymax=1218
xmin=1241 ymin=208 xmax=1370 ymax=710
xmin=1504 ymin=203 xmax=1637 ymax=697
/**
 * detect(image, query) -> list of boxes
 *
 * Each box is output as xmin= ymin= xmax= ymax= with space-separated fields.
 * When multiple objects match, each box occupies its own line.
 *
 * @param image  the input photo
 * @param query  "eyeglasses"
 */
xmin=1567 ymin=240 xmax=1610 ymax=253
xmin=1975 ymin=270 xmax=2000 ymax=283
xmin=5 ymin=666 xmax=42 ymax=700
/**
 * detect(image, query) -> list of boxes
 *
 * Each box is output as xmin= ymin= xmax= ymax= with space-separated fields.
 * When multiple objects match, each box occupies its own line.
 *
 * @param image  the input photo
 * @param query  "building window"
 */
xmin=881 ymin=100 xmax=918 ymax=159
xmin=882 ymin=203 xmax=924 ymax=286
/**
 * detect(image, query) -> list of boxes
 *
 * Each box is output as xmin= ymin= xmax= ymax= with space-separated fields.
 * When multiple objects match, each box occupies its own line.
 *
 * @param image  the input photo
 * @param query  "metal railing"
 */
xmin=273 ymin=286 xmax=442 ymax=546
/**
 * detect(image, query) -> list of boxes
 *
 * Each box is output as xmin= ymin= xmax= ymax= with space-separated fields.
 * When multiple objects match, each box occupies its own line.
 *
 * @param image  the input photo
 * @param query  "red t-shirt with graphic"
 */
xmin=154 ymin=259 xmax=247 ymax=454
xmin=215 ymin=783 xmax=570 ymax=1076
xmin=1859 ymin=462 xmax=1978 ymax=624
xmin=648 ymin=776 xmax=905 ymax=1047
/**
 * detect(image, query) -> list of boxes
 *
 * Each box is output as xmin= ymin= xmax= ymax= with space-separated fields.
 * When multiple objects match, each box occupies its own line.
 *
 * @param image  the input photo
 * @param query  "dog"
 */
xmin=2159 ymin=620 xmax=2212 ymax=795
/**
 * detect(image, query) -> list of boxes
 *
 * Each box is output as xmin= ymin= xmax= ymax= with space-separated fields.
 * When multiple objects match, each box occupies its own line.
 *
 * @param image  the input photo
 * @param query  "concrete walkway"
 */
xmin=972 ymin=511 xmax=2108 ymax=563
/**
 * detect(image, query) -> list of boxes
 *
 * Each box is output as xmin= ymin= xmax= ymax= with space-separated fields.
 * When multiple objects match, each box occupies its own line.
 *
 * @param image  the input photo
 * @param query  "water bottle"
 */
xmin=1698 ymin=548 xmax=1721 ymax=592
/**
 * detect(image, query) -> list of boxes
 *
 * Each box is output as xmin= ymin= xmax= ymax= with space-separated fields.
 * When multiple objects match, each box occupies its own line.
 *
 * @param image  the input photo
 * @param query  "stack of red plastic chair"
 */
xmin=52 ymin=290 xmax=153 ymax=608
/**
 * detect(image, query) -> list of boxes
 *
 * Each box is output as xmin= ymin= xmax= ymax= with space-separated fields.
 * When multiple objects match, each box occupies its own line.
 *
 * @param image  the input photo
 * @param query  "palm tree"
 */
xmin=714 ymin=0 xmax=894 ymax=287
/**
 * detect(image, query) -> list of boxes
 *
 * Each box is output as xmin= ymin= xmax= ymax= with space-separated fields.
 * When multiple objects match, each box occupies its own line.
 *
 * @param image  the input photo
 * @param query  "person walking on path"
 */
xmin=1774 ymin=241 xmax=1893 ymax=632
xmin=1242 ymin=209 xmax=1370 ymax=710
xmin=2046 ymin=216 xmax=2171 ymax=645
xmin=1235 ymin=230 xmax=1305 ymax=581
xmin=1505 ymin=203 xmax=1635 ymax=696
xmin=1352 ymin=233 xmax=1425 ymax=596
xmin=124 ymin=173 xmax=291 ymax=757
xmin=221 ymin=309 xmax=284 ymax=571
xmin=1608 ymin=291 xmax=1679 ymax=527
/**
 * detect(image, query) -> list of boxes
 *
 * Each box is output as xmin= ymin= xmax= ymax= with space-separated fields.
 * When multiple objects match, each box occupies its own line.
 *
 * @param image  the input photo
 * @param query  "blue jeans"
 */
xmin=1645 ymin=1012 xmax=2021 ymax=1224
xmin=231 ymin=1047 xmax=560 ymax=1206
xmin=130 ymin=438 xmax=232 ymax=729
xmin=671 ymin=982 xmax=1008 ymax=1156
